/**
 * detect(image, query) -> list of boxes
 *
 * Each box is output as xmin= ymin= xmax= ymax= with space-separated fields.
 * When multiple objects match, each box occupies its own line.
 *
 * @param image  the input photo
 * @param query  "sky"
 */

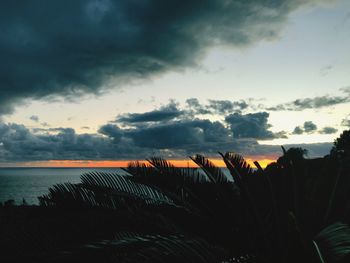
xmin=0 ymin=0 xmax=350 ymax=166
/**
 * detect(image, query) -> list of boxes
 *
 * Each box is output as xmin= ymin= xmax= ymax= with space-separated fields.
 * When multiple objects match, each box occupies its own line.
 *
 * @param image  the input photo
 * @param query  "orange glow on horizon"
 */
xmin=0 ymin=155 xmax=277 ymax=168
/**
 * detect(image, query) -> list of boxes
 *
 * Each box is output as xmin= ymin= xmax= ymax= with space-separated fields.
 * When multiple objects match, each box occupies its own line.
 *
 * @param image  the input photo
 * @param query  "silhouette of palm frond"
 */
xmin=313 ymin=222 xmax=350 ymax=263
xmin=190 ymin=154 xmax=228 ymax=183
xmin=31 ymin=145 xmax=350 ymax=263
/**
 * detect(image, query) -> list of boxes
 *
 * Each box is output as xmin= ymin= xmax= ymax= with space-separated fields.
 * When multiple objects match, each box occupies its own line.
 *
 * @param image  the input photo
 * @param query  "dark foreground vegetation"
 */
xmin=1 ymin=130 xmax=350 ymax=263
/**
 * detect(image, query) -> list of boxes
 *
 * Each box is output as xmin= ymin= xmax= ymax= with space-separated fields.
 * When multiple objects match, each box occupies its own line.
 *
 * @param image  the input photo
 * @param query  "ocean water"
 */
xmin=0 ymin=168 xmax=126 ymax=205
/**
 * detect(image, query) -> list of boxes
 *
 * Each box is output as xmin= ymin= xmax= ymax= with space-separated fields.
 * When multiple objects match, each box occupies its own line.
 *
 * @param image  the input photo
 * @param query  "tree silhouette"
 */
xmin=331 ymin=130 xmax=350 ymax=157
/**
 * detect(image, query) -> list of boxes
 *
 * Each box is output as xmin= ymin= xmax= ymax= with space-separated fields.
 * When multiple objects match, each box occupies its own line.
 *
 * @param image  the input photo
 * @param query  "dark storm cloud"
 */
xmin=0 ymin=122 xmax=151 ymax=161
xmin=0 ymin=107 xmax=285 ymax=161
xmin=225 ymin=112 xmax=286 ymax=139
xmin=319 ymin=127 xmax=338 ymax=134
xmin=303 ymin=121 xmax=317 ymax=133
xmin=0 ymin=0 xmax=315 ymax=114
xmin=117 ymin=101 xmax=183 ymax=123
xmin=125 ymin=119 xmax=231 ymax=149
xmin=98 ymin=123 xmax=123 ymax=142
xmin=0 ymin=119 xmax=333 ymax=162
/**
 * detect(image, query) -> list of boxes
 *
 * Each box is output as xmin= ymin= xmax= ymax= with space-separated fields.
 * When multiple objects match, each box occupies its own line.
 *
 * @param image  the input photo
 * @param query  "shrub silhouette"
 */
xmin=34 ymin=151 xmax=350 ymax=263
xmin=1 ymin=131 xmax=350 ymax=262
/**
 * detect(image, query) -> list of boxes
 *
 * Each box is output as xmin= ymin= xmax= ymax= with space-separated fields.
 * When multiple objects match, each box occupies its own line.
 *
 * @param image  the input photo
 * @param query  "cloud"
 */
xmin=292 ymin=122 xmax=337 ymax=135
xmin=29 ymin=115 xmax=39 ymax=122
xmin=0 ymin=122 xmax=147 ymax=161
xmin=124 ymin=119 xmax=231 ymax=149
xmin=186 ymin=98 xmax=249 ymax=115
xmin=303 ymin=121 xmax=317 ymax=133
xmin=0 ymin=0 xmax=316 ymax=114
xmin=0 ymin=107 xmax=287 ymax=161
xmin=117 ymin=101 xmax=183 ymax=123
xmin=292 ymin=126 xmax=304 ymax=135
xmin=98 ymin=124 xmax=123 ymax=143
xmin=267 ymin=88 xmax=350 ymax=111
xmin=0 ymin=121 xmax=332 ymax=162
xmin=320 ymin=65 xmax=333 ymax=76
xmin=319 ymin=127 xmax=338 ymax=134
xmin=207 ymin=100 xmax=248 ymax=114
xmin=225 ymin=112 xmax=286 ymax=139
xmin=186 ymin=98 xmax=212 ymax=115
xmin=341 ymin=115 xmax=350 ymax=127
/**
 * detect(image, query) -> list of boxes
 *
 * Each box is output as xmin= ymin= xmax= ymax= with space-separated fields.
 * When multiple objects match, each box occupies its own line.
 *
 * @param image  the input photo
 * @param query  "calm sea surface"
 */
xmin=0 ymin=168 xmax=126 ymax=205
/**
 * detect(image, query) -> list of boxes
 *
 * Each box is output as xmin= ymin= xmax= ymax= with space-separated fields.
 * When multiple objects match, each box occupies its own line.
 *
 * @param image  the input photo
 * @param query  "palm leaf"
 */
xmin=313 ymin=222 xmax=350 ymax=263
xmin=123 ymin=161 xmax=155 ymax=177
xmin=190 ymin=154 xmax=228 ymax=183
xmin=80 ymin=171 xmax=176 ymax=206
xmin=111 ymin=234 xmax=228 ymax=263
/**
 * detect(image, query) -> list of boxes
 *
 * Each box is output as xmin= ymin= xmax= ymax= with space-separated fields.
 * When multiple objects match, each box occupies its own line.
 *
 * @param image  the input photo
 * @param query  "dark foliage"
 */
xmin=1 ymin=131 xmax=350 ymax=262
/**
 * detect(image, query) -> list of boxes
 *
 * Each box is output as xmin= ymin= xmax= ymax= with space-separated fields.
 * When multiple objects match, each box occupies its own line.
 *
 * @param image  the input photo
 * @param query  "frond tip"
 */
xmin=190 ymin=154 xmax=228 ymax=183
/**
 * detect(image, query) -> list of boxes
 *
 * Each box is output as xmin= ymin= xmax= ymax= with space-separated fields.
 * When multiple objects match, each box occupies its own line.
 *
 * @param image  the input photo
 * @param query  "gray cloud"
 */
xmin=207 ymin=100 xmax=248 ymax=114
xmin=225 ymin=112 xmax=286 ymax=139
xmin=186 ymin=98 xmax=212 ymax=115
xmin=0 ymin=120 xmax=333 ymax=162
xmin=292 ymin=126 xmax=304 ymax=135
xmin=303 ymin=121 xmax=317 ymax=133
xmin=29 ymin=115 xmax=39 ymax=122
xmin=0 ymin=0 xmax=316 ymax=114
xmin=124 ymin=119 xmax=231 ymax=149
xmin=320 ymin=65 xmax=333 ymax=76
xmin=0 ymin=122 xmax=148 ymax=161
xmin=117 ymin=101 xmax=183 ymax=123
xmin=98 ymin=124 xmax=123 ymax=143
xmin=0 ymin=106 xmax=288 ymax=161
xmin=292 ymin=123 xmax=337 ymax=135
xmin=341 ymin=115 xmax=350 ymax=127
xmin=319 ymin=126 xmax=338 ymax=134
xmin=267 ymin=89 xmax=350 ymax=111
xmin=186 ymin=98 xmax=249 ymax=115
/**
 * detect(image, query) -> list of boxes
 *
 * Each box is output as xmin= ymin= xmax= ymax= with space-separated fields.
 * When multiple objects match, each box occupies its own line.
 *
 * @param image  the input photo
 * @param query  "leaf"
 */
xmin=313 ymin=222 xmax=350 ymax=263
xmin=190 ymin=154 xmax=228 ymax=183
xmin=81 ymin=171 xmax=176 ymax=206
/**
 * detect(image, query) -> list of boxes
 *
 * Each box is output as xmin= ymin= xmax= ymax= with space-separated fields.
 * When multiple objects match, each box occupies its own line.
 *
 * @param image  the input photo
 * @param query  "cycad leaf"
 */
xmin=123 ymin=161 xmax=155 ymax=177
xmin=314 ymin=222 xmax=350 ymax=263
xmin=111 ymin=234 xmax=228 ymax=263
xmin=221 ymin=152 xmax=255 ymax=178
xmin=81 ymin=171 xmax=176 ymax=206
xmin=190 ymin=154 xmax=228 ymax=183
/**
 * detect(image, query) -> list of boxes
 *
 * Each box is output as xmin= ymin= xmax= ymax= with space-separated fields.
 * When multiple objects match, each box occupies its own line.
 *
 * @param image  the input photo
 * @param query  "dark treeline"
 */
xmin=1 ymin=130 xmax=350 ymax=263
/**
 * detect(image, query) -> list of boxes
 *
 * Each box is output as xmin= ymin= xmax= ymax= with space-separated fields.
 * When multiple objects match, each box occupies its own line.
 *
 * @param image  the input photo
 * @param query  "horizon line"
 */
xmin=0 ymin=156 xmax=278 ymax=169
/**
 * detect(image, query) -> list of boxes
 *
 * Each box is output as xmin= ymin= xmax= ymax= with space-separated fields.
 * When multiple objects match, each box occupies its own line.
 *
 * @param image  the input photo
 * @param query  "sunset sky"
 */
xmin=0 ymin=0 xmax=350 ymax=167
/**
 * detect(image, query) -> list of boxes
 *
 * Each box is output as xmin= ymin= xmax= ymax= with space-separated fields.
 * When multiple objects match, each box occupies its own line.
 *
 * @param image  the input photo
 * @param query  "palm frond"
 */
xmin=81 ymin=171 xmax=176 ymax=206
xmin=111 ymin=234 xmax=228 ymax=263
xmin=38 ymin=183 xmax=117 ymax=208
xmin=221 ymin=152 xmax=255 ymax=178
xmin=190 ymin=154 xmax=228 ymax=183
xmin=147 ymin=157 xmax=182 ymax=176
xmin=313 ymin=222 xmax=350 ymax=263
xmin=123 ymin=161 xmax=155 ymax=177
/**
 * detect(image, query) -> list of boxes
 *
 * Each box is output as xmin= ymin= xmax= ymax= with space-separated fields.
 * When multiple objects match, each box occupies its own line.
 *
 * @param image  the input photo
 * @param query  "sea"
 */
xmin=0 ymin=168 xmax=127 ymax=205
